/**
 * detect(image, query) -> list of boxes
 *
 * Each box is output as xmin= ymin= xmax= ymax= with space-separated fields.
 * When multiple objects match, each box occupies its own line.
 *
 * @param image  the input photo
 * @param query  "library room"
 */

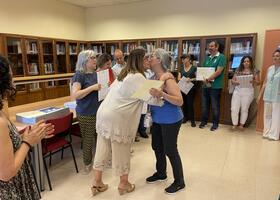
xmin=0 ymin=0 xmax=280 ymax=199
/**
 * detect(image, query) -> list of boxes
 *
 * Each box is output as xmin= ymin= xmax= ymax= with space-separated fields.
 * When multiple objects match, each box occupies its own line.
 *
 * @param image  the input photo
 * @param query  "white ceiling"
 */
xmin=57 ymin=0 xmax=151 ymax=8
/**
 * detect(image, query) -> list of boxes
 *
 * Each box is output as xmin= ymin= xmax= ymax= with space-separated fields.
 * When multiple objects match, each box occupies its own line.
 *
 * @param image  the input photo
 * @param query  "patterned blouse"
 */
xmin=0 ymin=123 xmax=40 ymax=200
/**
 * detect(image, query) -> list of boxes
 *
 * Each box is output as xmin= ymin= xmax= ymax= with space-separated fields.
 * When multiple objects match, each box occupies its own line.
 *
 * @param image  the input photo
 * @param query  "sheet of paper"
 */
xmin=196 ymin=67 xmax=215 ymax=81
xmin=97 ymin=69 xmax=110 ymax=101
xmin=236 ymin=74 xmax=253 ymax=88
xmin=178 ymin=77 xmax=194 ymax=95
xmin=131 ymin=80 xmax=164 ymax=101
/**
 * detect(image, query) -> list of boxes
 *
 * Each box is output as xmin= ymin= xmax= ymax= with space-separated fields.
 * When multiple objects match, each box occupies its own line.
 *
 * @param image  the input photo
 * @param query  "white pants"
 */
xmin=263 ymin=102 xmax=280 ymax=140
xmin=93 ymin=135 xmax=132 ymax=176
xmin=231 ymin=88 xmax=254 ymax=126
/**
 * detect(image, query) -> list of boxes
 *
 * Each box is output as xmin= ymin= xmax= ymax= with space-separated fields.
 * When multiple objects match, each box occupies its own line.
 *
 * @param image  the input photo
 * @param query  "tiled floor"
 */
xmin=41 ymin=123 xmax=280 ymax=200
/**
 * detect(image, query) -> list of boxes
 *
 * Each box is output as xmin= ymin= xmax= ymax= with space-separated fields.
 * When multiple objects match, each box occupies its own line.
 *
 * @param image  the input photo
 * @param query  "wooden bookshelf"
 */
xmin=0 ymin=33 xmax=257 ymax=126
xmin=0 ymin=34 xmax=83 ymax=107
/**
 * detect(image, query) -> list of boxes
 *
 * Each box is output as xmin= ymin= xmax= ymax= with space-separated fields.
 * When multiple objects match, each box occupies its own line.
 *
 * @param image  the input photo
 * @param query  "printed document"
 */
xmin=236 ymin=74 xmax=253 ymax=88
xmin=131 ymin=80 xmax=164 ymax=102
xmin=196 ymin=67 xmax=215 ymax=81
xmin=178 ymin=77 xmax=194 ymax=95
xmin=97 ymin=69 xmax=110 ymax=101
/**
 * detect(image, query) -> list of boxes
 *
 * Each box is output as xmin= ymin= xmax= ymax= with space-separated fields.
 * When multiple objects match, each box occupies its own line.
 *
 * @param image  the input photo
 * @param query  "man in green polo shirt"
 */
xmin=199 ymin=41 xmax=226 ymax=131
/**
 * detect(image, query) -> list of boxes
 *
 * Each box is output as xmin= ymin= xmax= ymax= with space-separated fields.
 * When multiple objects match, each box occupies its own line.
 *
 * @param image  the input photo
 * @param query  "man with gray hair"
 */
xmin=112 ymin=49 xmax=125 ymax=77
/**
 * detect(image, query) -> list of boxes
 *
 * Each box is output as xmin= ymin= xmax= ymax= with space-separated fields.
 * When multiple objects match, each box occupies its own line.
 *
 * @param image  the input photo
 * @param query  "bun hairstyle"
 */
xmin=0 ymin=55 xmax=16 ymax=110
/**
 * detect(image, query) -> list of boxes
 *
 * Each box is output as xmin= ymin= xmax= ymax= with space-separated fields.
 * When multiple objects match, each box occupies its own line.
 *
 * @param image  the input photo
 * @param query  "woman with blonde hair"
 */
xmin=91 ymin=48 xmax=148 ymax=196
xmin=72 ymin=50 xmax=101 ymax=174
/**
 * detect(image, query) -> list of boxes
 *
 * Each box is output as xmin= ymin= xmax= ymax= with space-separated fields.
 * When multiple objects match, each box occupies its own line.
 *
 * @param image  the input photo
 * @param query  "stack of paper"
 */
xmin=16 ymin=107 xmax=70 ymax=124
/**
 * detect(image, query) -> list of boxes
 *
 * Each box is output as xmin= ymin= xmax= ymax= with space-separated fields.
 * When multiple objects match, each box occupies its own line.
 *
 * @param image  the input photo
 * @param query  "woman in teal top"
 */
xmin=258 ymin=49 xmax=280 ymax=141
xmin=178 ymin=54 xmax=197 ymax=127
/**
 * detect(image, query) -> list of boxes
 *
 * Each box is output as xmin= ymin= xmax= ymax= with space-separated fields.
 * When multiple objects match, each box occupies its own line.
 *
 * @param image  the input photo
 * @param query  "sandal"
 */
xmin=91 ymin=184 xmax=108 ymax=196
xmin=118 ymin=183 xmax=135 ymax=195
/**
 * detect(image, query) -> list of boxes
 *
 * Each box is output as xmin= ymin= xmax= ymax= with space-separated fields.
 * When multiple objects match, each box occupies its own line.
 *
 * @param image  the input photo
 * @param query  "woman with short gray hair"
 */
xmin=75 ymin=50 xmax=96 ymax=72
xmin=152 ymin=48 xmax=171 ymax=71
xmin=72 ymin=50 xmax=101 ymax=174
xmin=146 ymin=48 xmax=185 ymax=194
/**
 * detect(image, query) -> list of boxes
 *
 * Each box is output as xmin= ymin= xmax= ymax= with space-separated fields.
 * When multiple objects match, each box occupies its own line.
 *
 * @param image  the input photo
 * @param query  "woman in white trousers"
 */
xmin=231 ymin=56 xmax=260 ymax=130
xmin=258 ymin=49 xmax=280 ymax=141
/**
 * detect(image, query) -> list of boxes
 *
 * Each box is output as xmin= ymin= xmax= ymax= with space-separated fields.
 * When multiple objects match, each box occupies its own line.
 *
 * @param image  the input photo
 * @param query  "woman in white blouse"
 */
xmin=91 ymin=48 xmax=147 ymax=196
xmin=231 ymin=56 xmax=260 ymax=130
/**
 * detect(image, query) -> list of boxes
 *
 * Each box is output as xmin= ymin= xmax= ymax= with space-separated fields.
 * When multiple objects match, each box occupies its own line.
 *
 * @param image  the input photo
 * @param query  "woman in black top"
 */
xmin=178 ymin=54 xmax=197 ymax=127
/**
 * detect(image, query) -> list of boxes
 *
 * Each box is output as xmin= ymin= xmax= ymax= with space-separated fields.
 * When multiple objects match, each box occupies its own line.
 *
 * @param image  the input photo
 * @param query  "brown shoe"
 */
xmin=91 ymin=184 xmax=108 ymax=196
xmin=118 ymin=183 xmax=135 ymax=195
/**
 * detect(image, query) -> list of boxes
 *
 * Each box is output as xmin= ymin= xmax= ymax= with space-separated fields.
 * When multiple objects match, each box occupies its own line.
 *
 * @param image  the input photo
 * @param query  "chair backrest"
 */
xmin=46 ymin=112 xmax=73 ymax=136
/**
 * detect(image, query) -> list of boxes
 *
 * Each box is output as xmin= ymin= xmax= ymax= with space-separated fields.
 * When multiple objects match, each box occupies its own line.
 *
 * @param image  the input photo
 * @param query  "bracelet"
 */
xmin=21 ymin=140 xmax=32 ymax=150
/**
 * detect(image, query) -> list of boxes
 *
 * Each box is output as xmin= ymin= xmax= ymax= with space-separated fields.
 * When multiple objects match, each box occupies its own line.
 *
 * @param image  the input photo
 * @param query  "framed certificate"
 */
xmin=196 ymin=67 xmax=215 ymax=81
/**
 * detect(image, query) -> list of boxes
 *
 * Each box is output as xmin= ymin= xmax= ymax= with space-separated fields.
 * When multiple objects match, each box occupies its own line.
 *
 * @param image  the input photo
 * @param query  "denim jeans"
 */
xmin=151 ymin=120 xmax=184 ymax=184
xmin=201 ymin=88 xmax=222 ymax=126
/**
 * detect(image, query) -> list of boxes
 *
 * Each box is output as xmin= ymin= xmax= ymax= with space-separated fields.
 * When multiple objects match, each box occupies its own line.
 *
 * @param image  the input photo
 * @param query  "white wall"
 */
xmin=85 ymin=0 xmax=280 ymax=69
xmin=0 ymin=0 xmax=86 ymax=40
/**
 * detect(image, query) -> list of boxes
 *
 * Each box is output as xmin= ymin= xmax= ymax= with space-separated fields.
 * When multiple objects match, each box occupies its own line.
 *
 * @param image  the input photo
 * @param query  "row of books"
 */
xmin=80 ymin=44 xmax=86 ymax=52
xmin=230 ymin=41 xmax=252 ymax=54
xmin=144 ymin=43 xmax=156 ymax=54
xmin=26 ymin=41 xmax=38 ymax=54
xmin=92 ymin=45 xmax=103 ymax=54
xmin=110 ymin=45 xmax=116 ymax=55
xmin=8 ymin=41 xmax=22 ymax=54
xmin=123 ymin=43 xmax=137 ymax=54
xmin=27 ymin=63 xmax=39 ymax=75
xmin=44 ymin=63 xmax=55 ymax=74
xmin=161 ymin=41 xmax=178 ymax=56
xmin=56 ymin=44 xmax=66 ymax=55
xmin=69 ymin=45 xmax=77 ymax=55
xmin=182 ymin=42 xmax=200 ymax=55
